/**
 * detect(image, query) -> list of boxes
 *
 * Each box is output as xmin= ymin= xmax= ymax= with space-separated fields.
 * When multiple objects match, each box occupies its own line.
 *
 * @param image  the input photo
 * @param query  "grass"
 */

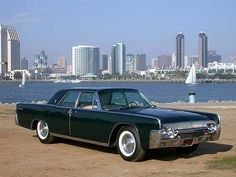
xmin=208 ymin=156 xmax=236 ymax=170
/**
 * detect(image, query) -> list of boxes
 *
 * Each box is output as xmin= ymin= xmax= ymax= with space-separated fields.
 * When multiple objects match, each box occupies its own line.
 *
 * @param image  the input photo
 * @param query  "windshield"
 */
xmin=98 ymin=89 xmax=151 ymax=110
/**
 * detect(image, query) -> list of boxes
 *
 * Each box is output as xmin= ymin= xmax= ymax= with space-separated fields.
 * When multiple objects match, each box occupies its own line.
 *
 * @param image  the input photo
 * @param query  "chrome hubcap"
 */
xmin=119 ymin=131 xmax=136 ymax=157
xmin=37 ymin=121 xmax=49 ymax=140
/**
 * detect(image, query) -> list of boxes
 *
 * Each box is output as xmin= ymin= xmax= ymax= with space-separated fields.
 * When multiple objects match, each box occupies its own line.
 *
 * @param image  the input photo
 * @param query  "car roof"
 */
xmin=59 ymin=87 xmax=139 ymax=92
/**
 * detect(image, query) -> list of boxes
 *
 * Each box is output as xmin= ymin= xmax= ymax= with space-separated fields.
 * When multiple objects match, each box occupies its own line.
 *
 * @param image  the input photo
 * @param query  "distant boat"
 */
xmin=71 ymin=79 xmax=81 ymax=83
xmin=19 ymin=71 xmax=26 ymax=88
xmin=185 ymin=64 xmax=197 ymax=84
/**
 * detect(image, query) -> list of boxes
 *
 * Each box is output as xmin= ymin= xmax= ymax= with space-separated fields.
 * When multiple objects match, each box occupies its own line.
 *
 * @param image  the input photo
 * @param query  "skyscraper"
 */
xmin=111 ymin=43 xmax=126 ymax=75
xmin=135 ymin=54 xmax=146 ymax=71
xmin=158 ymin=55 xmax=172 ymax=69
xmin=176 ymin=32 xmax=184 ymax=68
xmin=126 ymin=54 xmax=135 ymax=73
xmin=20 ymin=58 xmax=28 ymax=70
xmin=100 ymin=54 xmax=108 ymax=71
xmin=72 ymin=45 xmax=100 ymax=75
xmin=199 ymin=32 xmax=208 ymax=68
xmin=58 ymin=57 xmax=67 ymax=69
xmin=0 ymin=24 xmax=20 ymax=74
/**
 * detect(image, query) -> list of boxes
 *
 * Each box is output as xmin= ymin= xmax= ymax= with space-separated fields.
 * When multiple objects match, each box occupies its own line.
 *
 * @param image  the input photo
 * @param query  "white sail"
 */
xmin=185 ymin=65 xmax=196 ymax=84
xmin=19 ymin=71 xmax=26 ymax=87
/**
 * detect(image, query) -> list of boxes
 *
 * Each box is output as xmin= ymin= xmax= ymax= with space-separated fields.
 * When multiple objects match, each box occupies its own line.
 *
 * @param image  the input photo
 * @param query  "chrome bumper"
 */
xmin=15 ymin=114 xmax=19 ymax=125
xmin=149 ymin=125 xmax=221 ymax=149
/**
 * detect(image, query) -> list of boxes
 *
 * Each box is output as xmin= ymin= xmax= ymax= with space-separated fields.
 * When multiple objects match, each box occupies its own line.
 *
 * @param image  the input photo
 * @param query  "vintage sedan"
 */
xmin=15 ymin=88 xmax=221 ymax=161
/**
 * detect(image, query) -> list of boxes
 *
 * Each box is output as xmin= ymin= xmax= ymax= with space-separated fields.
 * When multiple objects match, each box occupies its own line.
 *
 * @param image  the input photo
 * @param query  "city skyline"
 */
xmin=0 ymin=0 xmax=236 ymax=65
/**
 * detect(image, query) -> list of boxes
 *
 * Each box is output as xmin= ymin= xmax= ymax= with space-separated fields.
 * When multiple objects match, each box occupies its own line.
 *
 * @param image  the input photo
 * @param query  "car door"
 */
xmin=70 ymin=91 xmax=109 ymax=143
xmin=51 ymin=90 xmax=80 ymax=135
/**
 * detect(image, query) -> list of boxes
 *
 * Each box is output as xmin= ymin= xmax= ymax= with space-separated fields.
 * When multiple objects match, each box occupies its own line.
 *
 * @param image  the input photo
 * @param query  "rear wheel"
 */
xmin=117 ymin=126 xmax=146 ymax=161
xmin=36 ymin=120 xmax=55 ymax=144
xmin=176 ymin=144 xmax=199 ymax=154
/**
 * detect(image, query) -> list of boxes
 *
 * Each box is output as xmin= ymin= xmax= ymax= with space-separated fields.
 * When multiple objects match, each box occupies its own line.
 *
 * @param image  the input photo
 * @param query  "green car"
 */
xmin=15 ymin=88 xmax=221 ymax=161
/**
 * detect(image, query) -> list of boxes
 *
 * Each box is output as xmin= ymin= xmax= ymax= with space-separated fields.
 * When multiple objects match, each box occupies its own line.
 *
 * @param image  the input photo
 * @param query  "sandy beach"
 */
xmin=0 ymin=103 xmax=235 ymax=177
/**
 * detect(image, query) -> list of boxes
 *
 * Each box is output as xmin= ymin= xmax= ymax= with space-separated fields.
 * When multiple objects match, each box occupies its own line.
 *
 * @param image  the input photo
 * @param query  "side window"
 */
xmin=78 ymin=92 xmax=97 ymax=109
xmin=59 ymin=91 xmax=80 ymax=107
xmin=111 ymin=92 xmax=126 ymax=106
xmin=125 ymin=92 xmax=144 ymax=107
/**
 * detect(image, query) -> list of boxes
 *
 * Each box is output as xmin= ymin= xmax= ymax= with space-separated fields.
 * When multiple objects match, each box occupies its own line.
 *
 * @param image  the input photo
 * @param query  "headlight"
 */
xmin=207 ymin=123 xmax=217 ymax=134
xmin=161 ymin=126 xmax=178 ymax=139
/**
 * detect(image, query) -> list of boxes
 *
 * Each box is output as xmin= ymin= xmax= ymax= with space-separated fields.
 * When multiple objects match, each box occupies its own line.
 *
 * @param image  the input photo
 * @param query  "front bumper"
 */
xmin=149 ymin=123 xmax=221 ymax=149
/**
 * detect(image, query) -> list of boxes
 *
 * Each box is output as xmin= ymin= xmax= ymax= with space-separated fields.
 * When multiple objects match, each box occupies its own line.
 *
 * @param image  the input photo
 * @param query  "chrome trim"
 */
xmin=50 ymin=133 xmax=109 ymax=147
xmin=149 ymin=130 xmax=162 ymax=149
xmin=15 ymin=114 xmax=19 ymax=125
xmin=149 ymin=123 xmax=221 ymax=149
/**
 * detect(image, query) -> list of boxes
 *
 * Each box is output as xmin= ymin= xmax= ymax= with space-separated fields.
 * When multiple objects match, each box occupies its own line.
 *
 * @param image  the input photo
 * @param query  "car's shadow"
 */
xmin=146 ymin=142 xmax=233 ymax=161
xmin=32 ymin=135 xmax=233 ymax=161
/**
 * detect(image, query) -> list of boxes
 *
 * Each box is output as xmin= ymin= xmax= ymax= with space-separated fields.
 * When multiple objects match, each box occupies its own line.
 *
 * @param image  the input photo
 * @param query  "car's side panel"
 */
xmin=70 ymin=108 xmax=160 ymax=149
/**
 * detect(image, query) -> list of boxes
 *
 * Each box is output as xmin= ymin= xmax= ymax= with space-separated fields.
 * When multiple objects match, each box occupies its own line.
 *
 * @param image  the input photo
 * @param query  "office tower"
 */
xmin=126 ymin=54 xmax=135 ymax=73
xmin=176 ymin=32 xmax=185 ymax=68
xmin=0 ymin=24 xmax=20 ymax=74
xmin=33 ymin=50 xmax=48 ymax=69
xmin=151 ymin=58 xmax=158 ymax=69
xmin=208 ymin=50 xmax=221 ymax=63
xmin=20 ymin=58 xmax=28 ymax=70
xmin=58 ymin=57 xmax=67 ymax=69
xmin=135 ymin=54 xmax=146 ymax=71
xmin=189 ymin=55 xmax=199 ymax=67
xmin=158 ymin=55 xmax=172 ymax=69
xmin=111 ymin=43 xmax=126 ymax=75
xmin=101 ymin=54 xmax=108 ymax=71
xmin=72 ymin=45 xmax=100 ymax=75
xmin=171 ymin=52 xmax=176 ymax=68
xmin=199 ymin=32 xmax=208 ymax=67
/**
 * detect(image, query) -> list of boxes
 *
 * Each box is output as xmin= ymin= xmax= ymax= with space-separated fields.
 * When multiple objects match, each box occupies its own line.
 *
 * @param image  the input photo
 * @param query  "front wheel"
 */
xmin=117 ymin=126 xmax=146 ymax=161
xmin=36 ymin=120 xmax=55 ymax=144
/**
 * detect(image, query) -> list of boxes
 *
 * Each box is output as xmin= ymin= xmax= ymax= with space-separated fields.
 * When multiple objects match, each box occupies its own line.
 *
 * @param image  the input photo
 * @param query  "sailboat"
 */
xmin=19 ymin=71 xmax=26 ymax=88
xmin=185 ymin=64 xmax=197 ymax=84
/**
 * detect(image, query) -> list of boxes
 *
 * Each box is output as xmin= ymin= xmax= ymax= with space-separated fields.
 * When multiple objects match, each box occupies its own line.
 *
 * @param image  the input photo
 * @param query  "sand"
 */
xmin=0 ymin=103 xmax=235 ymax=177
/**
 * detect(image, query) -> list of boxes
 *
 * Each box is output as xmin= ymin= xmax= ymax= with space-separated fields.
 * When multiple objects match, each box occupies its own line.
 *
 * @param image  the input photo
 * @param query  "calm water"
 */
xmin=0 ymin=81 xmax=236 ymax=103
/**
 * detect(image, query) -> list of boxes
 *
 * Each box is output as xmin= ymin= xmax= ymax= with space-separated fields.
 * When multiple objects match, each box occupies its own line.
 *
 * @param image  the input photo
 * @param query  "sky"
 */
xmin=0 ymin=0 xmax=236 ymax=66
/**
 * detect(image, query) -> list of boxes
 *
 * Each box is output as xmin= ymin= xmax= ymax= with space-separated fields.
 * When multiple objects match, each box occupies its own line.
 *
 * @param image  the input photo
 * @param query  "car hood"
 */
xmin=114 ymin=107 xmax=211 ymax=124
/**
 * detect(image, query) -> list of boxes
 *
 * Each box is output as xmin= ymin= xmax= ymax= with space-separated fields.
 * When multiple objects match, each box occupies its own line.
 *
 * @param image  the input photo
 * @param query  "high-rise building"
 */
xmin=176 ymin=32 xmax=185 ymax=68
xmin=135 ymin=54 xmax=146 ymax=71
xmin=151 ymin=58 xmax=158 ymax=69
xmin=72 ymin=45 xmax=100 ymax=75
xmin=199 ymin=32 xmax=208 ymax=68
xmin=33 ymin=50 xmax=48 ymax=69
xmin=126 ymin=54 xmax=135 ymax=73
xmin=20 ymin=58 xmax=28 ymax=70
xmin=208 ymin=50 xmax=221 ymax=63
xmin=171 ymin=52 xmax=176 ymax=68
xmin=58 ymin=57 xmax=67 ymax=69
xmin=101 ymin=54 xmax=108 ymax=71
xmin=0 ymin=24 xmax=20 ymax=74
xmin=158 ymin=55 xmax=172 ymax=69
xmin=111 ymin=43 xmax=126 ymax=75
xmin=189 ymin=55 xmax=199 ymax=67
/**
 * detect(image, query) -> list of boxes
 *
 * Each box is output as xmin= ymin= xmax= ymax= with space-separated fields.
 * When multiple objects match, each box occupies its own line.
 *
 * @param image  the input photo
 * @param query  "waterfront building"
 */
xmin=33 ymin=50 xmax=48 ymax=69
xmin=20 ymin=58 xmax=28 ymax=70
xmin=176 ymin=32 xmax=185 ymax=68
xmin=100 ymin=54 xmax=108 ymax=71
xmin=111 ymin=43 xmax=126 ymax=75
xmin=0 ymin=24 xmax=20 ymax=74
xmin=158 ymin=55 xmax=172 ymax=69
xmin=151 ymin=58 xmax=158 ymax=69
xmin=135 ymin=54 xmax=146 ymax=71
xmin=72 ymin=45 xmax=100 ymax=75
xmin=208 ymin=50 xmax=221 ymax=63
xmin=67 ymin=65 xmax=73 ymax=74
xmin=171 ymin=52 xmax=176 ymax=68
xmin=126 ymin=54 xmax=136 ymax=73
xmin=199 ymin=31 xmax=208 ymax=68
xmin=189 ymin=55 xmax=200 ymax=67
xmin=33 ymin=50 xmax=49 ymax=79
xmin=58 ymin=57 xmax=67 ymax=69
